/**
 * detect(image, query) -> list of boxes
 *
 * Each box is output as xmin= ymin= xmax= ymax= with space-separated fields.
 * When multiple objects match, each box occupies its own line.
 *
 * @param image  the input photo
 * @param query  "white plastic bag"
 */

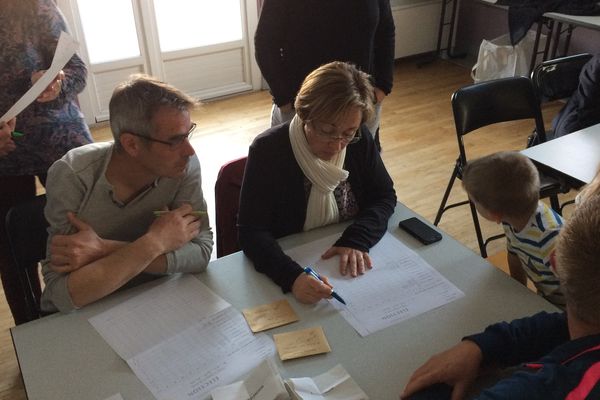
xmin=471 ymin=30 xmax=537 ymax=83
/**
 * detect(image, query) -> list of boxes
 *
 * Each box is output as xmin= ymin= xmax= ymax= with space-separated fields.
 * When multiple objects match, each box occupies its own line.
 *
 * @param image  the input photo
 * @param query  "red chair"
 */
xmin=215 ymin=157 xmax=247 ymax=258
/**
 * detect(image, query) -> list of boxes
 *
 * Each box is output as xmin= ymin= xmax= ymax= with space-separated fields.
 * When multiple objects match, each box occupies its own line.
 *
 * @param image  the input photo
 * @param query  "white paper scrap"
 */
xmin=285 ymin=365 xmax=368 ymax=400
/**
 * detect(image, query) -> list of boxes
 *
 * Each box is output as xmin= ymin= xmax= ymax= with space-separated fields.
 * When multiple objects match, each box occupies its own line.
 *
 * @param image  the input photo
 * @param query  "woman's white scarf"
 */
xmin=289 ymin=115 xmax=349 ymax=231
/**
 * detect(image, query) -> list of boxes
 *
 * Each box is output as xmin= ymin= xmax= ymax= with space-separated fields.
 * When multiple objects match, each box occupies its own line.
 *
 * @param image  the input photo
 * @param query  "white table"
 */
xmin=522 ymin=123 xmax=600 ymax=187
xmin=11 ymin=203 xmax=558 ymax=400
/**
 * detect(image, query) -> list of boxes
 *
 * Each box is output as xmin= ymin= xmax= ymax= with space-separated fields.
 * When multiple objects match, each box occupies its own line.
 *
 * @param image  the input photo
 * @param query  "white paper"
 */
xmin=1 ymin=31 xmax=79 ymax=122
xmin=211 ymin=358 xmax=289 ymax=400
xmin=89 ymin=275 xmax=275 ymax=400
xmin=89 ymin=275 xmax=230 ymax=359
xmin=285 ymin=365 xmax=367 ymax=400
xmin=285 ymin=232 xmax=464 ymax=336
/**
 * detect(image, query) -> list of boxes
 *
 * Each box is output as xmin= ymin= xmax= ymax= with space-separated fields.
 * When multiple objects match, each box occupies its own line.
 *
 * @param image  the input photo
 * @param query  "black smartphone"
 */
xmin=399 ymin=217 xmax=442 ymax=245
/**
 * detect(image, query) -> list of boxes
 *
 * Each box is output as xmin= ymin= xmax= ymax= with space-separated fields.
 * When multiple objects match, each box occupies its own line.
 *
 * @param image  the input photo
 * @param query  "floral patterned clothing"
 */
xmin=0 ymin=0 xmax=92 ymax=176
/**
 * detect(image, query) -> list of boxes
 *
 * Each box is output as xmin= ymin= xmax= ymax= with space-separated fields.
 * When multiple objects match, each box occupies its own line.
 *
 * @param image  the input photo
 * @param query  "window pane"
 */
xmin=153 ymin=0 xmax=243 ymax=52
xmin=77 ymin=0 xmax=140 ymax=64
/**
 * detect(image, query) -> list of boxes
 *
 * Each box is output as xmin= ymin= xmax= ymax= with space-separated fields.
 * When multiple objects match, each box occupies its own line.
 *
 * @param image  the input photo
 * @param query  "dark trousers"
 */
xmin=0 ymin=175 xmax=44 ymax=325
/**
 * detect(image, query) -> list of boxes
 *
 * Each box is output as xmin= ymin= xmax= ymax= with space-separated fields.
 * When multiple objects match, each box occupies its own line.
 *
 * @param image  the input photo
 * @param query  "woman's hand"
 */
xmin=0 ymin=118 xmax=16 ymax=157
xmin=33 ymin=70 xmax=65 ymax=103
xmin=400 ymin=340 xmax=483 ymax=400
xmin=291 ymin=273 xmax=334 ymax=304
xmin=321 ymin=246 xmax=372 ymax=277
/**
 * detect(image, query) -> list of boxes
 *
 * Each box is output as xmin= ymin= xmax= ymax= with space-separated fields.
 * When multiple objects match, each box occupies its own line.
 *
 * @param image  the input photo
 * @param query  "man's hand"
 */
xmin=145 ymin=204 xmax=202 ymax=254
xmin=279 ymin=103 xmax=293 ymax=113
xmin=321 ymin=246 xmax=372 ymax=277
xmin=374 ymin=87 xmax=386 ymax=104
xmin=291 ymin=273 xmax=334 ymax=304
xmin=50 ymin=212 xmax=107 ymax=273
xmin=33 ymin=70 xmax=65 ymax=103
xmin=400 ymin=340 xmax=483 ymax=400
xmin=0 ymin=118 xmax=16 ymax=157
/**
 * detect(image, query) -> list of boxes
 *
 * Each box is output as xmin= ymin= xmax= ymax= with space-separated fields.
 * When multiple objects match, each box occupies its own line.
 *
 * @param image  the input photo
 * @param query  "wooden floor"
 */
xmin=0 ymin=58 xmax=575 ymax=399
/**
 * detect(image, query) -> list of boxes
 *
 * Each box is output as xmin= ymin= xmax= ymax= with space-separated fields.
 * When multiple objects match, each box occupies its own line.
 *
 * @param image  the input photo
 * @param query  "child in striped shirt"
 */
xmin=462 ymin=151 xmax=565 ymax=307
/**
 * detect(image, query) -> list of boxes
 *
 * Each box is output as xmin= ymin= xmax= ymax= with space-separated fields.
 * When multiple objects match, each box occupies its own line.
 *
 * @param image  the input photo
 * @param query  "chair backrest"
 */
xmin=531 ymin=53 xmax=593 ymax=103
xmin=215 ymin=157 xmax=247 ymax=258
xmin=5 ymin=195 xmax=48 ymax=322
xmin=451 ymin=76 xmax=547 ymax=163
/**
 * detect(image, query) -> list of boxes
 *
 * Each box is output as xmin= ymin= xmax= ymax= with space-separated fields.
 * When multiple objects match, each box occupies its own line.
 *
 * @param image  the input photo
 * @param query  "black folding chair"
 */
xmin=5 ymin=195 xmax=48 ymax=323
xmin=434 ymin=77 xmax=565 ymax=258
xmin=529 ymin=53 xmax=593 ymax=144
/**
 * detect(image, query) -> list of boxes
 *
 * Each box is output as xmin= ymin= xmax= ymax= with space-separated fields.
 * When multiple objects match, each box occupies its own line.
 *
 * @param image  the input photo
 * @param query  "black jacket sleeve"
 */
xmin=373 ymin=0 xmax=395 ymax=94
xmin=238 ymin=128 xmax=305 ymax=292
xmin=254 ymin=0 xmax=295 ymax=106
xmin=335 ymin=126 xmax=396 ymax=251
xmin=465 ymin=311 xmax=570 ymax=368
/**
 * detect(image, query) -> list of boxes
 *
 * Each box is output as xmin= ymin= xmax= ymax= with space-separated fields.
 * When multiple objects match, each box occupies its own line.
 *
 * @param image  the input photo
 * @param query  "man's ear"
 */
xmin=119 ymin=132 xmax=140 ymax=156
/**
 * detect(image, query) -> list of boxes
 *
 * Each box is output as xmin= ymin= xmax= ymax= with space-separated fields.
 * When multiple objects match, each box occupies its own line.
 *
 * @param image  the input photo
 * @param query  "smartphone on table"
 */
xmin=398 ymin=217 xmax=442 ymax=245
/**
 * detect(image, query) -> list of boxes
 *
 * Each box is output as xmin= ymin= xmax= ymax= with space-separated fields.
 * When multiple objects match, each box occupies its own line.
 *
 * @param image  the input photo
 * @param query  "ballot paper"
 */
xmin=285 ymin=232 xmax=464 ymax=336
xmin=285 ymin=365 xmax=368 ymax=400
xmin=1 ymin=31 xmax=79 ymax=122
xmin=242 ymin=299 xmax=300 ymax=332
xmin=210 ymin=358 xmax=289 ymax=400
xmin=273 ymin=326 xmax=331 ymax=361
xmin=89 ymin=275 xmax=275 ymax=400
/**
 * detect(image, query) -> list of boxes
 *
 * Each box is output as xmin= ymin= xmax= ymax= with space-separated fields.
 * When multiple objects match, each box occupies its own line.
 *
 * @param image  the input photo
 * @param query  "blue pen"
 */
xmin=303 ymin=266 xmax=347 ymax=305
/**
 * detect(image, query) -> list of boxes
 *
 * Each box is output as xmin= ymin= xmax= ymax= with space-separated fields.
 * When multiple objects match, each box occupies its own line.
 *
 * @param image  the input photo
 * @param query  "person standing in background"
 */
xmin=254 ymin=0 xmax=395 ymax=151
xmin=0 ymin=0 xmax=92 ymax=325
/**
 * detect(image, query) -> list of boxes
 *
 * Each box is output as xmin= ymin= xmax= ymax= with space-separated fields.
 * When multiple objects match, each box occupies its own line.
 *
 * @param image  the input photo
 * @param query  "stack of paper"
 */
xmin=285 ymin=232 xmax=464 ymax=336
xmin=89 ymin=275 xmax=275 ymax=400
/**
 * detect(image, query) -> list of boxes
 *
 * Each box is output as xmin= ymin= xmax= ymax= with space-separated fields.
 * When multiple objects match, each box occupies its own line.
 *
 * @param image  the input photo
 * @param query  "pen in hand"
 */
xmin=153 ymin=210 xmax=207 ymax=217
xmin=303 ymin=266 xmax=347 ymax=305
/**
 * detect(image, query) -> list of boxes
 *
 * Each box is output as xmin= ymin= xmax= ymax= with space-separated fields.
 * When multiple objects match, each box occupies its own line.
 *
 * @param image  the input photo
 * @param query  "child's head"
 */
xmin=462 ymin=151 xmax=540 ymax=221
xmin=556 ymin=195 xmax=600 ymax=325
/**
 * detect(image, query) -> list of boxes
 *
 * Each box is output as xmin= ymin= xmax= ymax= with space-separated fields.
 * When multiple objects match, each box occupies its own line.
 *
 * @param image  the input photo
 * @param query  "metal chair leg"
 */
xmin=434 ymin=165 xmax=459 ymax=226
xmin=549 ymin=194 xmax=560 ymax=214
xmin=468 ymin=200 xmax=487 ymax=258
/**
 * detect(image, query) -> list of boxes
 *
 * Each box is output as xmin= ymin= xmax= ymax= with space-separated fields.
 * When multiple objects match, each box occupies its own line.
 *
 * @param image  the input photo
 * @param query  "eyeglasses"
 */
xmin=129 ymin=123 xmax=196 ymax=149
xmin=307 ymin=120 xmax=361 ymax=144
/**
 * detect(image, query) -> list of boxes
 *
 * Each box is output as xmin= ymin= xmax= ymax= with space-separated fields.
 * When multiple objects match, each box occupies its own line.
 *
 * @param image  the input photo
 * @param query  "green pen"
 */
xmin=11 ymin=131 xmax=25 ymax=138
xmin=153 ymin=210 xmax=207 ymax=217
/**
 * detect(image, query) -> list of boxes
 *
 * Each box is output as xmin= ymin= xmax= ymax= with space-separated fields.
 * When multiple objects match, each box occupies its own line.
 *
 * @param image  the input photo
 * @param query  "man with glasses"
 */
xmin=239 ymin=62 xmax=396 ymax=304
xmin=40 ymin=74 xmax=213 ymax=313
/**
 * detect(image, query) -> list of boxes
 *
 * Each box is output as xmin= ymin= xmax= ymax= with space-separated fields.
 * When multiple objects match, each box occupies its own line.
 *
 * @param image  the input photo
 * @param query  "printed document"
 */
xmin=285 ymin=232 xmax=464 ymax=336
xmin=89 ymin=275 xmax=275 ymax=400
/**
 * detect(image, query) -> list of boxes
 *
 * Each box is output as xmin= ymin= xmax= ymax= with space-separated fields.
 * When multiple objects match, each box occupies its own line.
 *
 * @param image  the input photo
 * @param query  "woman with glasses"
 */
xmin=238 ymin=62 xmax=396 ymax=304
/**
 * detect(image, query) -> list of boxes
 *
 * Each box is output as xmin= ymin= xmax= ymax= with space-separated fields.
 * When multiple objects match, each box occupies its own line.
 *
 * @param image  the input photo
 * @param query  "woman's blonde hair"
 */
xmin=294 ymin=62 xmax=375 ymax=125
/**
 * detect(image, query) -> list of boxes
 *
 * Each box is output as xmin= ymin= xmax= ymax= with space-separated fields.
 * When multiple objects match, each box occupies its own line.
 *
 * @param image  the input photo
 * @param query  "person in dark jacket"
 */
xmin=552 ymin=54 xmax=600 ymax=139
xmin=238 ymin=62 xmax=396 ymax=304
xmin=254 ymin=0 xmax=395 ymax=149
xmin=401 ymin=195 xmax=600 ymax=400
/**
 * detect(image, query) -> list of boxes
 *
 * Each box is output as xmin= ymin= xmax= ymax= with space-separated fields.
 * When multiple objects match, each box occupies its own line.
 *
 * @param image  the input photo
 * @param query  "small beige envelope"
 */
xmin=273 ymin=326 xmax=331 ymax=361
xmin=242 ymin=299 xmax=300 ymax=333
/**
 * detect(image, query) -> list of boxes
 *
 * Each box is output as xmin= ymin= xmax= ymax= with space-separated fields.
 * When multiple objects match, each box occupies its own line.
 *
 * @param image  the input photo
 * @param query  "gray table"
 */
xmin=11 ymin=202 xmax=558 ymax=400
xmin=522 ymin=123 xmax=600 ymax=187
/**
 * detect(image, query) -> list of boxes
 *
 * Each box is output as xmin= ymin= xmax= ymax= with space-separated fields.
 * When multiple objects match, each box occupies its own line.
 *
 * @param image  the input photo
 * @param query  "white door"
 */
xmin=58 ymin=0 xmax=260 ymax=124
